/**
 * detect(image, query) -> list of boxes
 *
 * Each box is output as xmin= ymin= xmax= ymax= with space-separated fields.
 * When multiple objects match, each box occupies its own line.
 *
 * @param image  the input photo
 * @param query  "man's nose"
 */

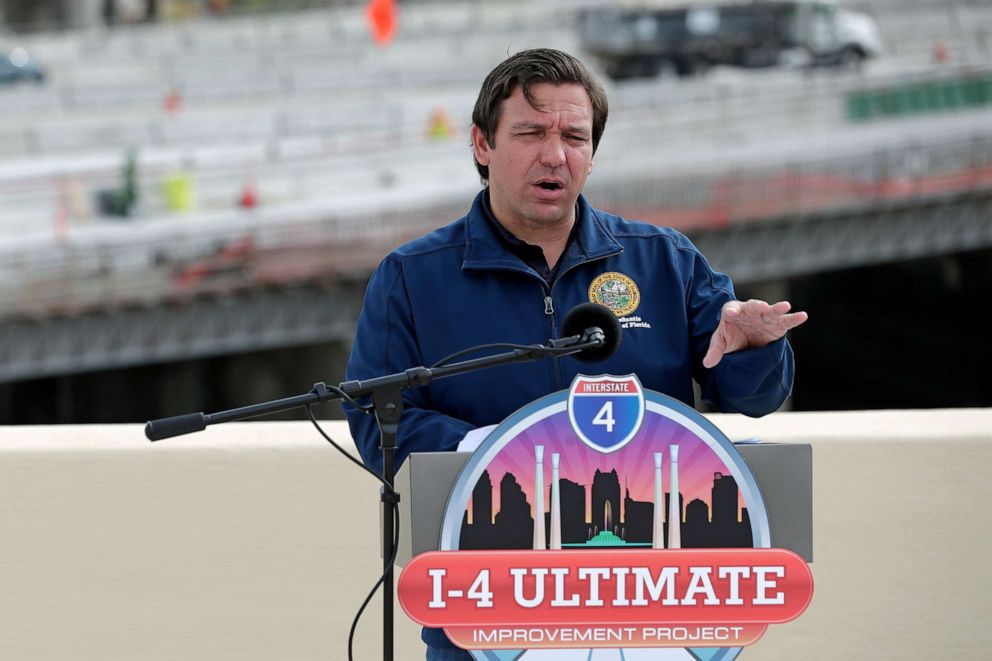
xmin=539 ymin=136 xmax=566 ymax=167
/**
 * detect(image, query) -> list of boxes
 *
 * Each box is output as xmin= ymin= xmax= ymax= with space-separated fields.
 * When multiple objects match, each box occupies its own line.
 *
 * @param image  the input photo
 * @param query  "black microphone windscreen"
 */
xmin=560 ymin=302 xmax=622 ymax=363
xmin=145 ymin=412 xmax=206 ymax=441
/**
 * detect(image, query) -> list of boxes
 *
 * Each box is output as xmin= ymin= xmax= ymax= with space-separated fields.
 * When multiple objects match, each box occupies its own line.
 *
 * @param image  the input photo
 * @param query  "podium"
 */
xmin=393 ymin=442 xmax=812 ymax=565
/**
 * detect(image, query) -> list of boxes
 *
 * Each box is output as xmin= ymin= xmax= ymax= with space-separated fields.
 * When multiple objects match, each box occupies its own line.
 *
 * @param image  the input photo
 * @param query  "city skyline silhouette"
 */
xmin=477 ymin=411 xmax=749 ymax=519
xmin=460 ymin=466 xmax=753 ymax=550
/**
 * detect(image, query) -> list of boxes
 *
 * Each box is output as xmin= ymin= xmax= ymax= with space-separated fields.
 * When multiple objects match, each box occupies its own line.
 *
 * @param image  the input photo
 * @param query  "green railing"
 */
xmin=846 ymin=74 xmax=992 ymax=121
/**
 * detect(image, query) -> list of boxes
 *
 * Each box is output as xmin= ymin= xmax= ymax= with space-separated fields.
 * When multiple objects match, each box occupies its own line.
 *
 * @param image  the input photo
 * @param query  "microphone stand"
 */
xmin=145 ymin=331 xmax=605 ymax=661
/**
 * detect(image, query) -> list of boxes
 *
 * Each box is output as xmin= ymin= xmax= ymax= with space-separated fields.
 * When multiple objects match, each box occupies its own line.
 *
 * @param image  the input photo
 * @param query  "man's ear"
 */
xmin=471 ymin=124 xmax=491 ymax=167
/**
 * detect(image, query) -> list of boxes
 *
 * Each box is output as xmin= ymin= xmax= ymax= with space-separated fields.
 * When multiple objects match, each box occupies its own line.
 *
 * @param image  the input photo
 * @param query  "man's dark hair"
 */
xmin=471 ymin=48 xmax=609 ymax=182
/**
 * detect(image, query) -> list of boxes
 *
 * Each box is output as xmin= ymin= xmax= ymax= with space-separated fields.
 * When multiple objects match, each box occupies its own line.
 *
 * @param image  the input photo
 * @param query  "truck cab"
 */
xmin=578 ymin=0 xmax=883 ymax=80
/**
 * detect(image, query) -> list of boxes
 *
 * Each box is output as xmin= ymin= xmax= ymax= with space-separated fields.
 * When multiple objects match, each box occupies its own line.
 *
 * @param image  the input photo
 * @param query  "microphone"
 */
xmin=559 ymin=302 xmax=622 ymax=363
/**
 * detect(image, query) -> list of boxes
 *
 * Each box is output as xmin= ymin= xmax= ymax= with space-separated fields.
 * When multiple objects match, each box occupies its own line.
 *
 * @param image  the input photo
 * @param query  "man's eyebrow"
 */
xmin=510 ymin=121 xmax=551 ymax=131
xmin=509 ymin=121 xmax=591 ymax=134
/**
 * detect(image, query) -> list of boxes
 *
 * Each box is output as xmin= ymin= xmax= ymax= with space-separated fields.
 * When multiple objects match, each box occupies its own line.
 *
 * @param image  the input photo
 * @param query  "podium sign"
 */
xmin=398 ymin=375 xmax=814 ymax=659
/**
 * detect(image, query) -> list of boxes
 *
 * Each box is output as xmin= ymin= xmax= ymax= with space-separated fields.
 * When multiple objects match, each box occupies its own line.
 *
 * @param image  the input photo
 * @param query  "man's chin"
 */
xmin=525 ymin=202 xmax=574 ymax=227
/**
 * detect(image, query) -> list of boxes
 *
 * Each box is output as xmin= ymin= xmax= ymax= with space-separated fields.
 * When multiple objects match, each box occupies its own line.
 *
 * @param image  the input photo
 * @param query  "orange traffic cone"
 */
xmin=366 ymin=0 xmax=397 ymax=45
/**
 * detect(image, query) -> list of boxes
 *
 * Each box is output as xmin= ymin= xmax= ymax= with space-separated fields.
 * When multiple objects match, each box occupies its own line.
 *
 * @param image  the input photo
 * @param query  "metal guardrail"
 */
xmin=4 ymin=63 xmax=989 ymax=232
xmin=592 ymin=131 xmax=992 ymax=229
xmin=847 ymin=72 xmax=992 ymax=120
xmin=0 ymin=187 xmax=470 ymax=319
xmin=2 ymin=129 xmax=989 ymax=321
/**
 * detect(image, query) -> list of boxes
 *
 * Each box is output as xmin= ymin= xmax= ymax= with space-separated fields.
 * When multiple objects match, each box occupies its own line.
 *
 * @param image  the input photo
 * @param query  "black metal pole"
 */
xmin=372 ymin=385 xmax=403 ymax=661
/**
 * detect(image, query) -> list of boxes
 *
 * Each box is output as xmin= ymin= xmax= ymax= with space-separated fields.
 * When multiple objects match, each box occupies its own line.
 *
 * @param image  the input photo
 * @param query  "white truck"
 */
xmin=579 ymin=0 xmax=884 ymax=79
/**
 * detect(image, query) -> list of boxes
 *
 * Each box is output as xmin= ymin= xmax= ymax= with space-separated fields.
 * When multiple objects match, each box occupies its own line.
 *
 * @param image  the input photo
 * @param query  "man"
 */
xmin=344 ymin=49 xmax=807 ymax=660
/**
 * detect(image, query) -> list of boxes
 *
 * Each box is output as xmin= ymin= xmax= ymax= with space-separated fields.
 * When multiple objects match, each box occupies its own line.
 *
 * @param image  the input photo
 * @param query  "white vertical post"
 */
xmin=550 ymin=452 xmax=562 ymax=550
xmin=533 ymin=445 xmax=546 ymax=550
xmin=668 ymin=444 xmax=681 ymax=549
xmin=653 ymin=451 xmax=665 ymax=549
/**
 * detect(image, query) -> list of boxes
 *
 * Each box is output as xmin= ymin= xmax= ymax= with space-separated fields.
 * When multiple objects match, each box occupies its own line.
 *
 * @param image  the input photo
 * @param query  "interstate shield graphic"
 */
xmin=567 ymin=374 xmax=645 ymax=453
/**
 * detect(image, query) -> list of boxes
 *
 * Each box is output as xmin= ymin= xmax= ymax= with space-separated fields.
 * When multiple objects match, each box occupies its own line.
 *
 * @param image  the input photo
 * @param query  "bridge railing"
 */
xmin=3 ymin=62 xmax=990 ymax=234
xmin=2 ymin=130 xmax=990 ymax=321
xmin=591 ymin=130 xmax=992 ymax=231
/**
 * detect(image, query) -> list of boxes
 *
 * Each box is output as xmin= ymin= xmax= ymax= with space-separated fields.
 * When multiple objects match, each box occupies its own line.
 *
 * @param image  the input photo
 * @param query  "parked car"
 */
xmin=579 ymin=0 xmax=884 ymax=79
xmin=0 ymin=46 xmax=45 ymax=85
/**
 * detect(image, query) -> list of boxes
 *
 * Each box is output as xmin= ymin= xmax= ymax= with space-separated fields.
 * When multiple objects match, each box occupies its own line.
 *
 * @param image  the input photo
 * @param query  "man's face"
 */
xmin=472 ymin=82 xmax=595 ymax=234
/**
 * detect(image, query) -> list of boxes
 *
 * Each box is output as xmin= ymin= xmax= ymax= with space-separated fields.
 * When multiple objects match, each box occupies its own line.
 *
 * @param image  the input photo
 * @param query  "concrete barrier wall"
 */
xmin=1 ymin=409 xmax=990 ymax=660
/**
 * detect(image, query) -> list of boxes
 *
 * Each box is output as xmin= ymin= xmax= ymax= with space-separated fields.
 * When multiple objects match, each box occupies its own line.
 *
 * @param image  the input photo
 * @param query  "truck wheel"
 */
xmin=838 ymin=47 xmax=865 ymax=70
xmin=673 ymin=56 xmax=697 ymax=77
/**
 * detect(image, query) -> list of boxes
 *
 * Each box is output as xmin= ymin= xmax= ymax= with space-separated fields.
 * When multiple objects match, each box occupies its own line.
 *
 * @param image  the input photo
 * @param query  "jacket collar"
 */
xmin=462 ymin=189 xmax=623 ymax=275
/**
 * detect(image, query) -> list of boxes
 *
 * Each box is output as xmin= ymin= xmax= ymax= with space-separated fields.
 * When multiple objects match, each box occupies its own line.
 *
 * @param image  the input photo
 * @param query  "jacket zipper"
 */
xmin=543 ymin=251 xmax=621 ymax=390
xmin=541 ymin=287 xmax=560 ymax=391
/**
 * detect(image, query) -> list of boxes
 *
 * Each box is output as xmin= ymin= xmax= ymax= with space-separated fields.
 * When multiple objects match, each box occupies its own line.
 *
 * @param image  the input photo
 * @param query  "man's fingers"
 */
xmin=768 ymin=300 xmax=792 ymax=315
xmin=703 ymin=327 xmax=727 ymax=369
xmin=743 ymin=300 xmax=807 ymax=330
xmin=779 ymin=310 xmax=809 ymax=330
xmin=761 ymin=310 xmax=808 ymax=336
xmin=702 ymin=345 xmax=723 ymax=369
xmin=721 ymin=301 xmax=742 ymax=319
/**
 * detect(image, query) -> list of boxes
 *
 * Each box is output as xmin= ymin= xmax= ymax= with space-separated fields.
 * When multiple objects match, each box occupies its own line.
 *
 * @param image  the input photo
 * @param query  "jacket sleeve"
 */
xmin=682 ymin=239 xmax=795 ymax=417
xmin=343 ymin=257 xmax=475 ymax=476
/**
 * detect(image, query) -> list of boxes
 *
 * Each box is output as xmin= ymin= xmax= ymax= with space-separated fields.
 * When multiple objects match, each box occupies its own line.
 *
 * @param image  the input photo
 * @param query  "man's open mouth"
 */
xmin=537 ymin=182 xmax=563 ymax=191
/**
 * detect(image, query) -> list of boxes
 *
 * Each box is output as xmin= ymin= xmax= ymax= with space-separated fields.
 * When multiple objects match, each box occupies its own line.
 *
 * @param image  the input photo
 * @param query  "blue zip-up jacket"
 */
xmin=345 ymin=191 xmax=794 ymax=472
xmin=344 ymin=190 xmax=794 ymax=650
xmin=345 ymin=190 xmax=794 ymax=474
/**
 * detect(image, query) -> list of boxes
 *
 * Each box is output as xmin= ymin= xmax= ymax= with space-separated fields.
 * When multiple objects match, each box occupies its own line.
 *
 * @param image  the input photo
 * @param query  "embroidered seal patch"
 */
xmin=589 ymin=272 xmax=640 ymax=316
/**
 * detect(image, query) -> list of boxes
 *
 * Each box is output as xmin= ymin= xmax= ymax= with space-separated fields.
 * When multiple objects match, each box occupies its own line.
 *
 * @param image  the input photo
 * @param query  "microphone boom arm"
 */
xmin=145 ymin=333 xmax=605 ymax=442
